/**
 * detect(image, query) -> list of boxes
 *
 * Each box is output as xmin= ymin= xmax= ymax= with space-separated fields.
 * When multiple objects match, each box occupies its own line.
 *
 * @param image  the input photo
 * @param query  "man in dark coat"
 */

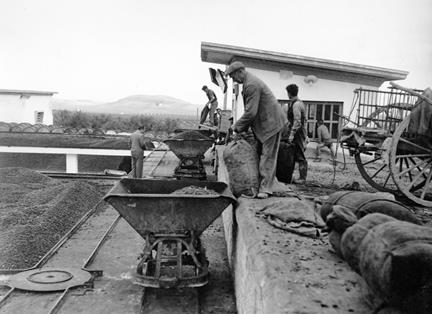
xmin=283 ymin=84 xmax=308 ymax=184
xmin=225 ymin=61 xmax=287 ymax=198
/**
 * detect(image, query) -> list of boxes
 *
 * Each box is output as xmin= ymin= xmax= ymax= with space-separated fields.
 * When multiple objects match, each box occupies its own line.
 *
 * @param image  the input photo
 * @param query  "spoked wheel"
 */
xmin=390 ymin=116 xmax=432 ymax=207
xmin=354 ymin=144 xmax=398 ymax=193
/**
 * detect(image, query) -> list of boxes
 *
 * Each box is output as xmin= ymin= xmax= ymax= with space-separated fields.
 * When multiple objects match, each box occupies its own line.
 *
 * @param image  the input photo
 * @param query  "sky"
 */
xmin=0 ymin=0 xmax=431 ymax=105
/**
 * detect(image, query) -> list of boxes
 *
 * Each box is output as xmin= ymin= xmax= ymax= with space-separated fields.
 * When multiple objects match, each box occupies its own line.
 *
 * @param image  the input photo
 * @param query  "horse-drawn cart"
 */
xmin=341 ymin=82 xmax=432 ymax=206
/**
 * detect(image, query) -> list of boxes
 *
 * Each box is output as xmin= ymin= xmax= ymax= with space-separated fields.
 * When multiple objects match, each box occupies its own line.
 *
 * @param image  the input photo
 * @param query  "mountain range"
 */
xmin=51 ymin=95 xmax=199 ymax=116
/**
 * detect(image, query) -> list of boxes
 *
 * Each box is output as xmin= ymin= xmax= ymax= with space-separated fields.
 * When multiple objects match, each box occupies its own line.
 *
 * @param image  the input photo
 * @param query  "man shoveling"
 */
xmin=199 ymin=85 xmax=218 ymax=128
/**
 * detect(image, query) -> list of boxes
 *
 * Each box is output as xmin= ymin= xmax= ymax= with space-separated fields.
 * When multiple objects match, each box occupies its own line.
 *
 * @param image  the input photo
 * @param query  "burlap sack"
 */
xmin=329 ymin=230 xmax=343 ymax=258
xmin=358 ymin=220 xmax=432 ymax=313
xmin=320 ymin=191 xmax=419 ymax=224
xmin=223 ymin=139 xmax=259 ymax=197
xmin=340 ymin=213 xmax=397 ymax=273
xmin=325 ymin=205 xmax=358 ymax=234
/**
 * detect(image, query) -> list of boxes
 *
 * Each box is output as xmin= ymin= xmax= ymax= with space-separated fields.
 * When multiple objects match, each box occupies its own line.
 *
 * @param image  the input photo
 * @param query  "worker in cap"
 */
xmin=225 ymin=61 xmax=287 ymax=199
xmin=129 ymin=126 xmax=147 ymax=178
xmin=200 ymin=85 xmax=218 ymax=127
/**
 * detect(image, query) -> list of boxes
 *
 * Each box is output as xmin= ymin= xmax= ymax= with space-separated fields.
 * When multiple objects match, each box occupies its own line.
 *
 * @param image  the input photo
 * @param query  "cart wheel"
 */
xmin=354 ymin=147 xmax=397 ymax=193
xmin=389 ymin=116 xmax=432 ymax=207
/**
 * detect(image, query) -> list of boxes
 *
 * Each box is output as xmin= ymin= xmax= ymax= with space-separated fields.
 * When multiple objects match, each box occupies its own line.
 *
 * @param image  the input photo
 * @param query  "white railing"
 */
xmin=0 ymin=146 xmax=151 ymax=173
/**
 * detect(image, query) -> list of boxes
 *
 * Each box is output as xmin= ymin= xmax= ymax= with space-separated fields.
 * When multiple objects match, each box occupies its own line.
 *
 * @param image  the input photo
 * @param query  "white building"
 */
xmin=201 ymin=42 xmax=408 ymax=140
xmin=0 ymin=89 xmax=56 ymax=125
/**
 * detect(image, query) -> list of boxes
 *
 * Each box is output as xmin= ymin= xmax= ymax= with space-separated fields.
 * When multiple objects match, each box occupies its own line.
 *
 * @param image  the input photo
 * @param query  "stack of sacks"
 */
xmin=320 ymin=191 xmax=420 ymax=257
xmin=321 ymin=191 xmax=432 ymax=313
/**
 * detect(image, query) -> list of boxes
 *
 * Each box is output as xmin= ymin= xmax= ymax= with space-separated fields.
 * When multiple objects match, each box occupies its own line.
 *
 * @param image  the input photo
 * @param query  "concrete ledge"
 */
xmin=216 ymin=146 xmax=370 ymax=314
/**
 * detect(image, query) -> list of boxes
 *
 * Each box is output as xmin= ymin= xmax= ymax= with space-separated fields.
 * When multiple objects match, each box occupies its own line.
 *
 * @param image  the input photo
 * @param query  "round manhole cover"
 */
xmin=27 ymin=270 xmax=73 ymax=284
xmin=8 ymin=267 xmax=92 ymax=292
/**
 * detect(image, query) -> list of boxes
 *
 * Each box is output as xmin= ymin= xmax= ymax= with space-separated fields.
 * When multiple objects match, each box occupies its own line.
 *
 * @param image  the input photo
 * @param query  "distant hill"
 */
xmin=51 ymin=95 xmax=198 ymax=116
xmin=50 ymin=99 xmax=103 ymax=111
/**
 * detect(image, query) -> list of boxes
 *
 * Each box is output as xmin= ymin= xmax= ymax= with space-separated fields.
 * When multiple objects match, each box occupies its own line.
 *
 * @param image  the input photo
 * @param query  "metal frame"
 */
xmin=135 ymin=233 xmax=208 ymax=289
xmin=278 ymin=99 xmax=344 ymax=141
xmin=353 ymin=87 xmax=418 ymax=132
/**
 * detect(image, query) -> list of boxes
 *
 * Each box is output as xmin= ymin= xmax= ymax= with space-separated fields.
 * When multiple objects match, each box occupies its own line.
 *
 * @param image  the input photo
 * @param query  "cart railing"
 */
xmin=353 ymin=87 xmax=421 ymax=133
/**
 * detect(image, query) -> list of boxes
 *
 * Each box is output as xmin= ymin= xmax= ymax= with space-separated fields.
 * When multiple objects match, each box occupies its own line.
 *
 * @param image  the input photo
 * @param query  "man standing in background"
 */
xmin=225 ymin=61 xmax=287 ymax=199
xmin=129 ymin=126 xmax=147 ymax=178
xmin=200 ymin=85 xmax=218 ymax=126
xmin=284 ymin=84 xmax=308 ymax=184
xmin=315 ymin=119 xmax=335 ymax=161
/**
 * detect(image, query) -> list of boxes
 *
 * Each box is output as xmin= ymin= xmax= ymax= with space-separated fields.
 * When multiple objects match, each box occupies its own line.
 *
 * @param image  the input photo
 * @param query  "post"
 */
xmin=66 ymin=154 xmax=79 ymax=173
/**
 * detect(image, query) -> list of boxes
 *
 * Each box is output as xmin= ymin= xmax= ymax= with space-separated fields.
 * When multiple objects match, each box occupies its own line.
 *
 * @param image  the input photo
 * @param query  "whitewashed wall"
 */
xmin=0 ymin=94 xmax=53 ymax=124
xmin=231 ymin=68 xmax=380 ymax=123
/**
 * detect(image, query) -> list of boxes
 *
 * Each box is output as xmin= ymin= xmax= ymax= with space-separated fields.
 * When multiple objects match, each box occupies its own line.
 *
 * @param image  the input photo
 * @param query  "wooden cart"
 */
xmin=341 ymin=82 xmax=432 ymax=206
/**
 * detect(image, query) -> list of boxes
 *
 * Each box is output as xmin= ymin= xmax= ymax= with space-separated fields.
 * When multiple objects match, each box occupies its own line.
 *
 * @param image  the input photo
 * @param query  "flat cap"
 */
xmin=225 ymin=61 xmax=245 ymax=76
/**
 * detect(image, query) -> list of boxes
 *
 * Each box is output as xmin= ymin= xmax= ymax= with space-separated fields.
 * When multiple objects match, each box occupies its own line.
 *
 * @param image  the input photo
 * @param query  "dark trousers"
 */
xmin=256 ymin=131 xmax=282 ymax=194
xmin=131 ymin=152 xmax=144 ymax=178
xmin=200 ymin=102 xmax=218 ymax=125
xmin=291 ymin=138 xmax=308 ymax=181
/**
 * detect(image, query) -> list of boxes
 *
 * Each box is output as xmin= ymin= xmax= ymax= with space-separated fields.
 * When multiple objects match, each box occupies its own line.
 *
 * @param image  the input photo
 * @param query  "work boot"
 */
xmin=257 ymin=192 xmax=269 ymax=199
xmin=293 ymin=178 xmax=306 ymax=185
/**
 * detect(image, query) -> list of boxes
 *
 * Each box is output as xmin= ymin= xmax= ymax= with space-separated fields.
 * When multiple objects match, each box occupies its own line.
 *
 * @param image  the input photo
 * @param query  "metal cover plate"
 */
xmin=8 ymin=267 xmax=92 ymax=292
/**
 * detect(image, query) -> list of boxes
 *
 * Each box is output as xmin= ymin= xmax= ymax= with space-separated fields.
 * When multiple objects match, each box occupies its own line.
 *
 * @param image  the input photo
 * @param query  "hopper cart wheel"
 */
xmin=137 ymin=258 xmax=148 ymax=275
xmin=389 ymin=116 xmax=432 ymax=207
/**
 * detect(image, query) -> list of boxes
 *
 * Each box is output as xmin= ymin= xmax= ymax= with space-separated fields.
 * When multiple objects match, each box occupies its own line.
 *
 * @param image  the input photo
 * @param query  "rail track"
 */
xmin=0 ymin=147 xmax=207 ymax=314
xmin=41 ymin=171 xmax=124 ymax=181
xmin=0 ymin=200 xmax=202 ymax=314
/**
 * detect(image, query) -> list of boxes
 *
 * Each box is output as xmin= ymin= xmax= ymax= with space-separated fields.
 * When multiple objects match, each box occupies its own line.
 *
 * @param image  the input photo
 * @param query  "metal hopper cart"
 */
xmin=341 ymin=82 xmax=432 ymax=206
xmin=104 ymin=178 xmax=236 ymax=288
xmin=164 ymin=134 xmax=214 ymax=180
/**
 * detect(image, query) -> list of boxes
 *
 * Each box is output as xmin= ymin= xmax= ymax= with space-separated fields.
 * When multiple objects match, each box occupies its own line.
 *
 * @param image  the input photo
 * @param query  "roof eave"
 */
xmin=201 ymin=42 xmax=408 ymax=81
xmin=0 ymin=89 xmax=57 ymax=96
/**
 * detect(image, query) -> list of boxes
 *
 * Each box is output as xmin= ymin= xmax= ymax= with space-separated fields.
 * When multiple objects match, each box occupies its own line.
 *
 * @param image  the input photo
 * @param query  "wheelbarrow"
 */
xmin=103 ymin=178 xmax=236 ymax=288
xmin=164 ymin=133 xmax=214 ymax=180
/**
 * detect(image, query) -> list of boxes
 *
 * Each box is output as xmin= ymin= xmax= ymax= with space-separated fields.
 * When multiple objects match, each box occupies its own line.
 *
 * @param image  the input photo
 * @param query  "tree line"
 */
xmin=53 ymin=110 xmax=194 ymax=133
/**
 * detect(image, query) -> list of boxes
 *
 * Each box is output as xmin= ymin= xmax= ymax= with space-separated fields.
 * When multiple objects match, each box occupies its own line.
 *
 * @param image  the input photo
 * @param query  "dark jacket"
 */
xmin=129 ymin=130 xmax=146 ymax=156
xmin=233 ymin=72 xmax=287 ymax=142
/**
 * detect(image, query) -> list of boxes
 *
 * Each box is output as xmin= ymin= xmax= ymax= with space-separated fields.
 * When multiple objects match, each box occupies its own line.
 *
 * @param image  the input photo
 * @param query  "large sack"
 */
xmin=240 ymin=130 xmax=258 ymax=152
xmin=261 ymin=199 xmax=325 ymax=227
xmin=341 ymin=214 xmax=432 ymax=313
xmin=359 ymin=220 xmax=432 ymax=313
xmin=276 ymin=142 xmax=295 ymax=184
xmin=320 ymin=191 xmax=420 ymax=225
xmin=325 ymin=205 xmax=358 ymax=234
xmin=328 ymin=230 xmax=343 ymax=257
xmin=340 ymin=213 xmax=397 ymax=273
xmin=259 ymin=198 xmax=325 ymax=238
xmin=223 ymin=139 xmax=259 ymax=197
xmin=320 ymin=191 xmax=394 ymax=220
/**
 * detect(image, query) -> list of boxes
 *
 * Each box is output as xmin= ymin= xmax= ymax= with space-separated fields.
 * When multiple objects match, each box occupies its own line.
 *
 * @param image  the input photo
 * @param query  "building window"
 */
xmin=278 ymin=100 xmax=343 ymax=141
xmin=35 ymin=111 xmax=44 ymax=123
